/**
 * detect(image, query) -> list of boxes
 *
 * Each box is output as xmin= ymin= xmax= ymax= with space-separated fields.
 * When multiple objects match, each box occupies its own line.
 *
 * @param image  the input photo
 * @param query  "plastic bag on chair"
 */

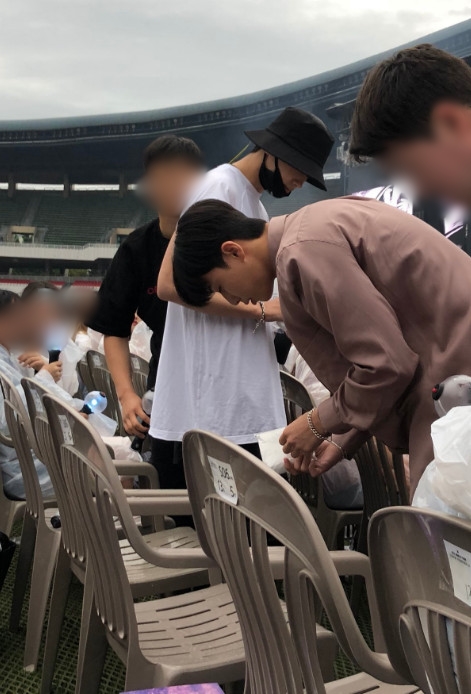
xmin=413 ymin=406 xmax=471 ymax=518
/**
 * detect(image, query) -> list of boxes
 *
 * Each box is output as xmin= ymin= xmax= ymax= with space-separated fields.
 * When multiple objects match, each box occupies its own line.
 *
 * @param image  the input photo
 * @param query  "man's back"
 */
xmin=274 ymin=196 xmax=471 ymax=493
xmin=277 ymin=196 xmax=471 ymax=364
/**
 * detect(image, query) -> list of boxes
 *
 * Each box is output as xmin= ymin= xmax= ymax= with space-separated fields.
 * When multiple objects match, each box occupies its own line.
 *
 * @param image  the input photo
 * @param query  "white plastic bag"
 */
xmin=255 ymin=428 xmax=287 ymax=474
xmin=413 ymin=406 xmax=471 ymax=518
xmin=102 ymin=435 xmax=143 ymax=462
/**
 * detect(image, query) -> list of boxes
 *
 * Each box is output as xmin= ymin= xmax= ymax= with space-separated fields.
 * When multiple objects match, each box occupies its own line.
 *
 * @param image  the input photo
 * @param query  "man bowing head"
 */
xmin=172 ymin=196 xmax=471 ymax=498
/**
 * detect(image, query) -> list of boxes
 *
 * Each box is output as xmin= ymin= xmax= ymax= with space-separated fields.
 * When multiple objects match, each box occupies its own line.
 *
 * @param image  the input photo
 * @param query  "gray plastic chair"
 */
xmin=0 ymin=373 xmax=61 ymax=673
xmin=369 ymin=506 xmax=471 ymax=686
xmin=399 ymin=600 xmax=471 ymax=694
xmin=22 ymin=379 xmax=208 ymax=694
xmin=130 ymin=352 xmax=150 ymax=398
xmin=86 ymin=349 xmax=125 ymax=434
xmin=43 ymin=392 xmax=247 ymax=692
xmin=183 ymin=429 xmax=420 ymax=694
xmin=0 ymin=475 xmax=25 ymax=536
xmin=0 ymin=387 xmax=26 ymax=535
xmin=77 ymin=353 xmax=95 ymax=394
xmin=280 ymin=370 xmax=363 ymax=550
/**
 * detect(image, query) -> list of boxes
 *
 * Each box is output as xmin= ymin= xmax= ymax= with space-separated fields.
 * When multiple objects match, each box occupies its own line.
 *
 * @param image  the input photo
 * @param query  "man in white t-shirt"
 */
xmin=151 ymin=107 xmax=334 ymax=494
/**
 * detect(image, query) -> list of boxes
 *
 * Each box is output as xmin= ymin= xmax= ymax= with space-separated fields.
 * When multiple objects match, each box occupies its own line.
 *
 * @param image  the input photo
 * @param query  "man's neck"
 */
xmin=233 ymin=152 xmax=264 ymax=194
xmin=159 ymin=215 xmax=179 ymax=239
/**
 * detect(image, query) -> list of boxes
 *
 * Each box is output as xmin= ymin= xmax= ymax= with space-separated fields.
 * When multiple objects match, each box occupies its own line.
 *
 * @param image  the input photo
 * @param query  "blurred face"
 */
xmin=264 ymin=154 xmax=308 ymax=194
xmin=142 ymin=159 xmax=202 ymax=216
xmin=378 ymin=102 xmax=471 ymax=207
xmin=204 ymin=240 xmax=275 ymax=305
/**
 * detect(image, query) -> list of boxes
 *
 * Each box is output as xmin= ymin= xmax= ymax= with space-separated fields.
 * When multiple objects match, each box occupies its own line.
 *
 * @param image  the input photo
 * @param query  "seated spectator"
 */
xmin=285 ymin=345 xmax=363 ymax=510
xmin=0 ymin=290 xmax=69 ymax=499
xmin=19 ymin=281 xmax=83 ymax=396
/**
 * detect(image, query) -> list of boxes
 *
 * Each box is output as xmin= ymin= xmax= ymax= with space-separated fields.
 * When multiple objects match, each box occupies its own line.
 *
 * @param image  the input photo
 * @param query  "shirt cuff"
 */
xmin=317 ymin=397 xmax=350 ymax=435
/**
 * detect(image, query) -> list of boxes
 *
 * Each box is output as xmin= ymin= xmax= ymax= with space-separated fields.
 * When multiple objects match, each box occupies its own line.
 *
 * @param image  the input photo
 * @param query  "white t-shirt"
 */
xmin=150 ymin=164 xmax=286 ymax=444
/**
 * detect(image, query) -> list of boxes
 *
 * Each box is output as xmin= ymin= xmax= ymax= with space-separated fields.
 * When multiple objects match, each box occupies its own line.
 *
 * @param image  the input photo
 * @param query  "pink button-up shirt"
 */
xmin=269 ymin=196 xmax=471 ymax=495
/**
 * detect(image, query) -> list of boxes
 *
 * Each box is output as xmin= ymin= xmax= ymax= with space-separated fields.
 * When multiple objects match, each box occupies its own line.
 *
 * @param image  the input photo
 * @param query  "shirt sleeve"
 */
xmin=282 ymin=240 xmax=419 ymax=434
xmin=87 ymin=242 xmax=139 ymax=338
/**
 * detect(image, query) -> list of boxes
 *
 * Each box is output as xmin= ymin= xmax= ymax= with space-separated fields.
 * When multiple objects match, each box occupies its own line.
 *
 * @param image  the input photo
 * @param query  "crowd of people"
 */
xmin=2 ymin=42 xmax=471 ymax=525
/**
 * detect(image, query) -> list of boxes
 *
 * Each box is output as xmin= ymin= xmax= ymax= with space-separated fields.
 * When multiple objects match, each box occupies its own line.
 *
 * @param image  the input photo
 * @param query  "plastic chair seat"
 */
xmin=134 ymin=583 xmax=243 ymax=670
xmin=119 ymin=526 xmax=208 ymax=594
xmin=325 ymin=672 xmax=420 ymax=693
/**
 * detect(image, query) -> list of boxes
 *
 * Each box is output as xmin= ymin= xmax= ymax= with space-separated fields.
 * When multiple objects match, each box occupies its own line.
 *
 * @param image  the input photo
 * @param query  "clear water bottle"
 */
xmin=131 ymin=389 xmax=154 ymax=452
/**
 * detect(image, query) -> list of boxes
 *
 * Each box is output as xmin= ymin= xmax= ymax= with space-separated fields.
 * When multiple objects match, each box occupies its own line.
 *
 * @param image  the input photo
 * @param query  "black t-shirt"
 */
xmin=88 ymin=219 xmax=169 ymax=387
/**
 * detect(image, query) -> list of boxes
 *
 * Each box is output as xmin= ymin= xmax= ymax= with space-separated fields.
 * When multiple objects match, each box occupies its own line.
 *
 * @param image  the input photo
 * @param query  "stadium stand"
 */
xmin=33 ymin=191 xmax=149 ymax=245
xmin=0 ymin=18 xmax=469 ymax=277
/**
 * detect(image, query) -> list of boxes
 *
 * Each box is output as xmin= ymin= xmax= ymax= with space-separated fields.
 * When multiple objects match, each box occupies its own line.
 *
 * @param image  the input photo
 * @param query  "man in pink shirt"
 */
xmin=171 ymin=196 xmax=471 ymax=497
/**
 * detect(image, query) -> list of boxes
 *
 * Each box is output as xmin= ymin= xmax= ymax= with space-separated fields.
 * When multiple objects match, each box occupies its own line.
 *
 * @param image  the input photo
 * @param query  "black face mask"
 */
xmin=259 ymin=155 xmax=290 ymax=198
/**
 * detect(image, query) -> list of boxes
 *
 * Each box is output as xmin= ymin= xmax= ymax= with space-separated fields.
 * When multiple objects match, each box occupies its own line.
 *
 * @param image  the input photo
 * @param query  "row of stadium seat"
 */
xmin=0 ymin=190 xmax=154 ymax=245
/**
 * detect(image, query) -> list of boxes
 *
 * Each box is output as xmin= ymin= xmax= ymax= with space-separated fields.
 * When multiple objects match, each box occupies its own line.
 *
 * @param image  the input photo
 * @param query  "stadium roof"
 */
xmin=1 ymin=18 xmax=471 ymax=183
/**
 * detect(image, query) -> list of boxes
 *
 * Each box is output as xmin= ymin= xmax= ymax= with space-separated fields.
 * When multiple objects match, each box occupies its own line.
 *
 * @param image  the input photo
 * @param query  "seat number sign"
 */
xmin=208 ymin=456 xmax=238 ymax=505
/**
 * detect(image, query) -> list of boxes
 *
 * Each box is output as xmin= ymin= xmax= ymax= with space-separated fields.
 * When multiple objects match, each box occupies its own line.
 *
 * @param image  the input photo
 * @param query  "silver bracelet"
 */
xmin=307 ymin=409 xmax=328 ymax=441
xmin=328 ymin=439 xmax=346 ymax=459
xmin=253 ymin=301 xmax=266 ymax=334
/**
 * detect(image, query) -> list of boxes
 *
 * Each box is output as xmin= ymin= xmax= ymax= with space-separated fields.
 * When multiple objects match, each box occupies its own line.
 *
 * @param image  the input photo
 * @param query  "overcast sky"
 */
xmin=0 ymin=1 xmax=470 ymax=121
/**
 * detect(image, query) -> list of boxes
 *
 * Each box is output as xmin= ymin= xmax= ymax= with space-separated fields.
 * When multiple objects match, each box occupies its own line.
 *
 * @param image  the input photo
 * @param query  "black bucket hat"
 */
xmin=245 ymin=107 xmax=334 ymax=191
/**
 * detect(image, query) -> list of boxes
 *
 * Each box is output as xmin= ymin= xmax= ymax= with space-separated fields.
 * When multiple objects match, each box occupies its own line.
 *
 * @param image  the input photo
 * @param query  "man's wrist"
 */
xmin=307 ymin=408 xmax=329 ymax=438
xmin=117 ymin=386 xmax=136 ymax=403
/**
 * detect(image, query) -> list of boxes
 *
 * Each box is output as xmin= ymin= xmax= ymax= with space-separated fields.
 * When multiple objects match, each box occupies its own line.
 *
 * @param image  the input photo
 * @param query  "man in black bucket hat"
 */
xmin=245 ymin=106 xmax=334 ymax=195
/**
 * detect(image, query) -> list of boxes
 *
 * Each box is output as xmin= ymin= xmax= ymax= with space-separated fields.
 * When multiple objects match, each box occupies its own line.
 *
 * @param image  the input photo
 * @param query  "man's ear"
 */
xmin=431 ymin=101 xmax=471 ymax=138
xmin=221 ymin=241 xmax=246 ymax=261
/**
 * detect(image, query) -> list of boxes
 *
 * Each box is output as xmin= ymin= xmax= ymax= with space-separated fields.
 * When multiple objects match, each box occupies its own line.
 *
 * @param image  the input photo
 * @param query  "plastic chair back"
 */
xmin=130 ymin=353 xmax=149 ymax=398
xmin=22 ymin=377 xmax=87 ymax=565
xmin=0 ymin=373 xmax=44 ymax=519
xmin=43 ymin=393 xmax=137 ymax=647
xmin=400 ymin=600 xmax=471 ymax=694
xmin=183 ymin=429 xmax=404 ymax=692
xmin=77 ymin=354 xmax=95 ymax=394
xmin=369 ymin=506 xmax=471 ymax=683
xmin=279 ymin=371 xmax=319 ymax=505
xmin=86 ymin=351 xmax=122 ymax=434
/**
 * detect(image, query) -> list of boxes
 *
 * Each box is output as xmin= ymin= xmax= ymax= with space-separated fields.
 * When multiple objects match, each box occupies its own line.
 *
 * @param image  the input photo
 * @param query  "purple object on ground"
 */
xmin=121 ymin=685 xmax=224 ymax=694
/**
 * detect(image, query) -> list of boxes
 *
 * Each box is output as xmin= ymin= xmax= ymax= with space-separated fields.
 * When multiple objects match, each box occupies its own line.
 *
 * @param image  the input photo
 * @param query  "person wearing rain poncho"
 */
xmin=0 ymin=290 xmax=122 ymax=500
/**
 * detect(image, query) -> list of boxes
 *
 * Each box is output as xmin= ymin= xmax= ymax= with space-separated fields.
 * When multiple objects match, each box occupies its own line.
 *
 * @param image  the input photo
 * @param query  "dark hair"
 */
xmin=0 ymin=289 xmax=18 ymax=315
xmin=143 ymin=135 xmax=204 ymax=171
xmin=350 ymin=44 xmax=471 ymax=161
xmin=21 ymin=280 xmax=58 ymax=300
xmin=173 ymin=199 xmax=266 ymax=306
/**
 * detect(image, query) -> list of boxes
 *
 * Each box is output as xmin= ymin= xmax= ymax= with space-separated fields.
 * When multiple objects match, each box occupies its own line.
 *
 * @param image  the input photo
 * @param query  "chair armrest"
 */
xmin=124 ymin=489 xmax=192 ymax=516
xmin=330 ymin=550 xmax=385 ymax=653
xmin=114 ymin=460 xmax=159 ymax=488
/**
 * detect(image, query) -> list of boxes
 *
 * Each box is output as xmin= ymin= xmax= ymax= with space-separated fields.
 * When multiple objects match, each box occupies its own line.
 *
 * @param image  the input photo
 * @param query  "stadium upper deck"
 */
xmin=1 ymin=19 xmax=471 ymax=187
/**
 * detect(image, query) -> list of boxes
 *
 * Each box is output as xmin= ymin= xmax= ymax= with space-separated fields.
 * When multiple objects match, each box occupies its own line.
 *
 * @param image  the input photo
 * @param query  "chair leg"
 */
xmin=9 ymin=512 xmax=37 ymax=633
xmin=40 ymin=546 xmax=73 ymax=694
xmin=74 ymin=576 xmax=107 ymax=694
xmin=23 ymin=528 xmax=62 ymax=672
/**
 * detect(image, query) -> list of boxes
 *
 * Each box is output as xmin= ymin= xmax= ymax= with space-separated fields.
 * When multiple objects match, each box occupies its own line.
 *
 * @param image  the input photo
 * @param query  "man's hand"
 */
xmin=308 ymin=440 xmax=344 ymax=477
xmin=120 ymin=390 xmax=150 ymax=438
xmin=263 ymin=298 xmax=283 ymax=322
xmin=279 ymin=410 xmax=325 ymax=472
xmin=18 ymin=351 xmax=47 ymax=371
xmin=41 ymin=361 xmax=63 ymax=383
xmin=283 ymin=439 xmax=344 ymax=478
